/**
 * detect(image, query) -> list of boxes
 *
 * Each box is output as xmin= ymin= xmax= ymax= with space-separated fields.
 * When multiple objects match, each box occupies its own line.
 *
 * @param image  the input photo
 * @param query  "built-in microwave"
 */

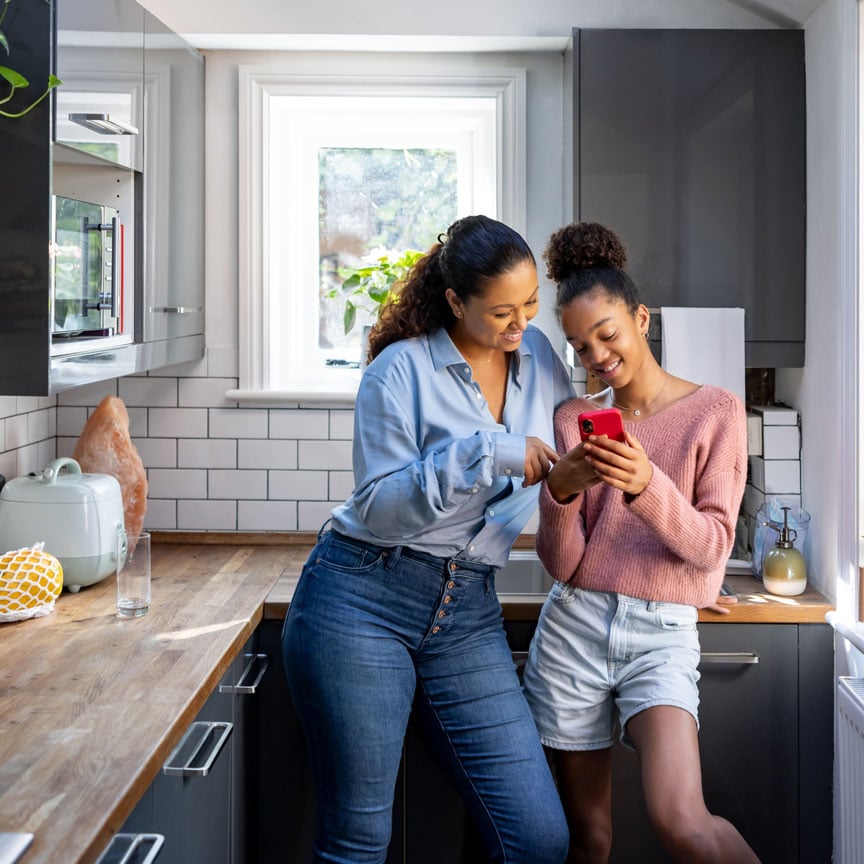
xmin=51 ymin=195 xmax=124 ymax=345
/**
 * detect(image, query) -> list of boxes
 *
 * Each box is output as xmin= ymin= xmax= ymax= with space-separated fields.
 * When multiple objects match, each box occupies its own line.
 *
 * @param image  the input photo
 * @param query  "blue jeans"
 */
xmin=282 ymin=530 xmax=568 ymax=864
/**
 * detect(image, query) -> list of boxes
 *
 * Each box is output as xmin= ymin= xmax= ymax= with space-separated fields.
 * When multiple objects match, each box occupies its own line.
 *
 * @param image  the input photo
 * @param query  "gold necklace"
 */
xmin=612 ymin=371 xmax=669 ymax=417
xmin=461 ymin=352 xmax=496 ymax=366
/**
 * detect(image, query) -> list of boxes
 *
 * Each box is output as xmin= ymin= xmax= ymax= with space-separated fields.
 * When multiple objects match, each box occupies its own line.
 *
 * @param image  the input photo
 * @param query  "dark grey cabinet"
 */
xmin=0 ymin=0 xmax=204 ymax=396
xmin=574 ymin=29 xmax=806 ymax=368
xmin=608 ymin=623 xmax=833 ymax=864
xmin=105 ymin=634 xmax=265 ymax=864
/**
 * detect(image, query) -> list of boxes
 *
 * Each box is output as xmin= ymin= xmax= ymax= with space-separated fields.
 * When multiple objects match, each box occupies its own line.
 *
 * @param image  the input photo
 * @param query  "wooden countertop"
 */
xmin=263 ymin=545 xmax=834 ymax=625
xmin=0 ymin=536 xmax=833 ymax=864
xmin=0 ymin=542 xmax=292 ymax=864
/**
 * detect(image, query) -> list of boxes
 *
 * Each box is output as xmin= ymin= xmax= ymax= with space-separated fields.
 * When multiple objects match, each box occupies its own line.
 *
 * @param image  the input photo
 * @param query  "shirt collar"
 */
xmin=427 ymin=326 xmax=532 ymax=380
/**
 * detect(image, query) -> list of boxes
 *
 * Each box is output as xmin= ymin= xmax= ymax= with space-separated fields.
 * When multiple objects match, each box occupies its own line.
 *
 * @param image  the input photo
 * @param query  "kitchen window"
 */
xmin=232 ymin=64 xmax=526 ymax=402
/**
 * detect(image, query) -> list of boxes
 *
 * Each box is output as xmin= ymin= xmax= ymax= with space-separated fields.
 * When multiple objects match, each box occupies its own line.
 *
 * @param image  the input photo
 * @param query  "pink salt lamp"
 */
xmin=73 ymin=395 xmax=148 ymax=552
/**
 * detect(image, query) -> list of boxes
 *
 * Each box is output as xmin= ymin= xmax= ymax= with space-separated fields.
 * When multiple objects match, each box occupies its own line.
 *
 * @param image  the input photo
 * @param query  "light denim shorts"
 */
xmin=522 ymin=582 xmax=701 ymax=751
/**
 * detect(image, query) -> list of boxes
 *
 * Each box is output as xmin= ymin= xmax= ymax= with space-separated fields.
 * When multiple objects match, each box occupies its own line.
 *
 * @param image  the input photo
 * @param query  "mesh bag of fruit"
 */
xmin=0 ymin=543 xmax=64 ymax=623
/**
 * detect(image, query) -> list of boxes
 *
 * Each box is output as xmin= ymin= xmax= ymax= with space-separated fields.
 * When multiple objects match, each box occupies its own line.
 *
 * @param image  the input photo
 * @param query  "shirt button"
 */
xmin=475 ymin=392 xmax=483 ymax=399
xmin=464 ymin=366 xmax=470 ymax=374
xmin=471 ymin=487 xmax=479 ymax=494
xmin=488 ymin=509 xmax=495 ymax=517
xmin=505 ymin=468 xmax=512 ymax=475
xmin=469 ymin=545 xmax=476 ymax=552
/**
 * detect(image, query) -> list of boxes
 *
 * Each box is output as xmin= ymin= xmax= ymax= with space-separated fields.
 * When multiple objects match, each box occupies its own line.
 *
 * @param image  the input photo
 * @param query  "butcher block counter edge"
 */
xmin=0 ymin=541 xmax=290 ymax=864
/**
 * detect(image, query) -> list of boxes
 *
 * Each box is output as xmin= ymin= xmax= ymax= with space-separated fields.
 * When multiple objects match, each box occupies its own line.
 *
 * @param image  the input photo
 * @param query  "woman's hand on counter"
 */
xmin=703 ymin=594 xmax=738 ymax=615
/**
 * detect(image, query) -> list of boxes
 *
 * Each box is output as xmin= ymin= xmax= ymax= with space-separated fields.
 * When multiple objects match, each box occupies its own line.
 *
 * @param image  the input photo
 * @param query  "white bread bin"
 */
xmin=0 ymin=457 xmax=125 ymax=592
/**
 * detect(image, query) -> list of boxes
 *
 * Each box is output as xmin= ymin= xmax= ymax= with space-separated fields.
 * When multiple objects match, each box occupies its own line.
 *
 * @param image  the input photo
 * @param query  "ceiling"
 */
xmin=137 ymin=0 xmax=830 ymax=52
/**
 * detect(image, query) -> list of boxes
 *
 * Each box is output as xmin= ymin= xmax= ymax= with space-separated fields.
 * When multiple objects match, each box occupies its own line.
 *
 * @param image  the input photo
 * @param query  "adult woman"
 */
xmin=523 ymin=222 xmax=759 ymax=863
xmin=282 ymin=215 xmax=573 ymax=863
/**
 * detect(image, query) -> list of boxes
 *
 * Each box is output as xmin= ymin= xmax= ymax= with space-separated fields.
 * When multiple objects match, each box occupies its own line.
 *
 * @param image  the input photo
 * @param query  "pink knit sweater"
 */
xmin=537 ymin=385 xmax=747 ymax=608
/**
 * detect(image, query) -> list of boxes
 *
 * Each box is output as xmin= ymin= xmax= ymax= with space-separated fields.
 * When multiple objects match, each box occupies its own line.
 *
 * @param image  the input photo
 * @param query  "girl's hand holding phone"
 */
xmin=583 ymin=425 xmax=653 ymax=497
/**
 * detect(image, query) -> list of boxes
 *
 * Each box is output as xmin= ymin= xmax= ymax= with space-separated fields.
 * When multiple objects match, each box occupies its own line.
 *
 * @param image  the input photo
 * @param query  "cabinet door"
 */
xmin=153 ymin=684 xmax=234 ymax=864
xmin=140 ymin=10 xmax=204 ymax=345
xmin=575 ymin=29 xmax=805 ymax=367
xmin=608 ymin=623 xmax=799 ymax=863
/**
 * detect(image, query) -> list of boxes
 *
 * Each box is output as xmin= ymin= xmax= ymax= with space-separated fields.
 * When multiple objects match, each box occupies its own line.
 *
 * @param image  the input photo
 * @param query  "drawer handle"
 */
xmin=97 ymin=833 xmax=164 ymax=864
xmin=162 ymin=721 xmax=232 ymax=777
xmin=219 ymin=653 xmax=270 ymax=695
xmin=699 ymin=651 xmax=760 ymax=665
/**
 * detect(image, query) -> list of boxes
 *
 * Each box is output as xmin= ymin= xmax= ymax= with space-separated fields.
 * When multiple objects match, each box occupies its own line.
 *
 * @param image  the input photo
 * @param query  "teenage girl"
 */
xmin=523 ymin=222 xmax=760 ymax=863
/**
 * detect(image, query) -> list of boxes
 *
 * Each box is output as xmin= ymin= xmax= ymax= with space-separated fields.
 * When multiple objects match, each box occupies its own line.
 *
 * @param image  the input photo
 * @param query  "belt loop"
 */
xmin=647 ymin=600 xmax=658 ymax=612
xmin=317 ymin=518 xmax=332 ymax=542
xmin=384 ymin=546 xmax=403 ymax=570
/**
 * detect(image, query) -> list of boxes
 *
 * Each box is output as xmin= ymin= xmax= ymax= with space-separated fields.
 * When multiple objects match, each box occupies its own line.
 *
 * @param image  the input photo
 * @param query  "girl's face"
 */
xmin=560 ymin=290 xmax=651 ymax=387
xmin=446 ymin=259 xmax=540 ymax=354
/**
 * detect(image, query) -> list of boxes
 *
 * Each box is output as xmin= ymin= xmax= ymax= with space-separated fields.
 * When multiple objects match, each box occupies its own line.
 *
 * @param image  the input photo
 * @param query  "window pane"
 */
xmin=318 ymin=147 xmax=458 ymax=359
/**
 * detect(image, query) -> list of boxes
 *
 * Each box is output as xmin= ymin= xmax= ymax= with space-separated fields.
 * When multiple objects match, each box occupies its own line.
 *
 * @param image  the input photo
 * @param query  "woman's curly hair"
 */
xmin=367 ymin=215 xmax=535 ymax=362
xmin=543 ymin=221 xmax=640 ymax=315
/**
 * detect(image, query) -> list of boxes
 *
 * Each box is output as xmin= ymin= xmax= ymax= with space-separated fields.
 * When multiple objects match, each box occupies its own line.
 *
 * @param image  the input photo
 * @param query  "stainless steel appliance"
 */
xmin=51 ymin=194 xmax=123 ymax=343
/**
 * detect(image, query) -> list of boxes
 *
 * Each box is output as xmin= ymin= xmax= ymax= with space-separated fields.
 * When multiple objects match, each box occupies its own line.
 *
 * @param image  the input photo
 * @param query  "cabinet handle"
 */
xmin=149 ymin=306 xmax=203 ymax=314
xmin=96 ymin=833 xmax=164 ymax=864
xmin=699 ymin=652 xmax=760 ymax=665
xmin=162 ymin=721 xmax=232 ymax=777
xmin=219 ymin=653 xmax=270 ymax=694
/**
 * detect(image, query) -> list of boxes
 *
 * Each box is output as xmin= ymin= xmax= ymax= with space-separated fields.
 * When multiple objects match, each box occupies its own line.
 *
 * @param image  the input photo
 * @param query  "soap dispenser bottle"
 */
xmin=761 ymin=506 xmax=807 ymax=596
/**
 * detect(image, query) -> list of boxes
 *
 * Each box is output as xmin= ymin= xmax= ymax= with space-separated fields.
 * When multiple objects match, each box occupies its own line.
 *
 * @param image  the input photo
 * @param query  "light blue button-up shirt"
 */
xmin=330 ymin=325 xmax=575 ymax=567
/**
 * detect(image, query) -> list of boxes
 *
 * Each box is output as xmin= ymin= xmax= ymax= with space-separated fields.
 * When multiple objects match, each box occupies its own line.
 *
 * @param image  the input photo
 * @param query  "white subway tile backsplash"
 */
xmin=36 ymin=439 xmax=55 ymax=469
xmin=125 ymin=407 xmax=149 ymax=439
xmin=56 ymin=437 xmax=76 ymax=458
xmin=15 ymin=444 xmax=42 ymax=477
xmin=329 ymin=470 xmax=355 ymax=501
xmin=179 ymin=438 xmax=236 ymax=469
xmin=0 ymin=451 xmax=15 ymax=480
xmin=145 ymin=498 xmax=177 ymax=530
xmin=119 ymin=377 xmax=178 ymax=407
xmin=749 ymin=404 xmax=798 ymax=426
xmin=133 ymin=438 xmax=178 ymax=469
xmin=0 ymin=419 xmax=5 ymax=453
xmin=148 ymin=468 xmax=208 ymax=499
xmin=270 ymin=409 xmax=330 ymax=440
xmin=57 ymin=381 xmax=117 ymax=407
xmin=269 ymin=470 xmax=328 ymax=501
xmin=0 ymin=397 xmax=17 ymax=418
xmin=148 ymin=408 xmax=208 ymax=438
xmin=57 ymin=406 xmax=87 ymax=438
xmin=178 ymin=499 xmax=237 ymax=530
xmin=298 ymin=440 xmax=353 ymax=471
xmin=742 ymin=483 xmax=765 ymax=519
xmin=329 ymin=410 xmax=355 ymax=440
xmin=209 ymin=469 xmax=267 ymax=500
xmin=209 ymin=408 xmax=269 ymax=439
xmin=204 ymin=346 xmax=238 ymax=379
xmin=238 ymin=439 xmax=297 ymax=470
xmin=27 ymin=409 xmax=50 ymax=443
xmin=15 ymin=397 xmax=39 ymax=414
xmin=749 ymin=456 xmax=801 ymax=495
xmin=299 ymin=501 xmax=336 ymax=532
xmin=179 ymin=377 xmax=238 ymax=408
xmin=238 ymin=500 xmax=298 ymax=531
xmin=762 ymin=425 xmax=800 ymax=460
xmin=5 ymin=414 xmax=26 ymax=450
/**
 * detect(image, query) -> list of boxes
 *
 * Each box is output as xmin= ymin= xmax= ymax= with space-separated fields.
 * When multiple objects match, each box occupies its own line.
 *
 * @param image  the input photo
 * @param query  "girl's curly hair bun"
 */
xmin=543 ymin=222 xmax=627 ymax=283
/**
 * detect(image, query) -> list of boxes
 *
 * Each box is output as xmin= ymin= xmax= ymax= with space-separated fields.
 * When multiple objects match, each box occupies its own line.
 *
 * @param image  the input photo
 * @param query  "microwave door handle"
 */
xmin=109 ymin=215 xmax=119 ymax=319
xmin=80 ymin=216 xmax=91 ymax=316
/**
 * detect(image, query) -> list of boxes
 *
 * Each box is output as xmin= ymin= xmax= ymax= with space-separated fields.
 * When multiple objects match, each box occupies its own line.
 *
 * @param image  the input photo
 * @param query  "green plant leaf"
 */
xmin=343 ymin=301 xmax=357 ymax=335
xmin=0 ymin=32 xmax=9 ymax=56
xmin=0 ymin=65 xmax=28 ymax=87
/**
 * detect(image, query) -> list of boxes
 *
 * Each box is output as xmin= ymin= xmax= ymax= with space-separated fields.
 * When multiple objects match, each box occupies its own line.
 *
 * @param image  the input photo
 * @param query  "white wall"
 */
xmin=776 ymin=0 xmax=857 ymax=603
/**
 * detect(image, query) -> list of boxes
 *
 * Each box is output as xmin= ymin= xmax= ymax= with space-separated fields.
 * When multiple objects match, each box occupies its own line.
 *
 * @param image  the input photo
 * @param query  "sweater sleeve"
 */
xmin=536 ymin=399 xmax=588 ymax=582
xmin=626 ymin=395 xmax=748 ymax=571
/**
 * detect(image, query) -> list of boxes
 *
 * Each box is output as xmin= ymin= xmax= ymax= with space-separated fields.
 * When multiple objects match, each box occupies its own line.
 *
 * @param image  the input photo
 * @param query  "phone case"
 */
xmin=578 ymin=408 xmax=626 ymax=442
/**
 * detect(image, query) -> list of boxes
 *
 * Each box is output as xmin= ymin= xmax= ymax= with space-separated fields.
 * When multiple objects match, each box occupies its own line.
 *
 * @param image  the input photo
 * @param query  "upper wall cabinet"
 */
xmin=573 ymin=29 xmax=806 ymax=368
xmin=0 ymin=0 xmax=204 ymax=396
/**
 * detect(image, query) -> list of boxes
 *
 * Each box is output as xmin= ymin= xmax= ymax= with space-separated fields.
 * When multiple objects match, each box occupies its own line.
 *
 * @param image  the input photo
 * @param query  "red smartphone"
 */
xmin=578 ymin=408 xmax=626 ymax=443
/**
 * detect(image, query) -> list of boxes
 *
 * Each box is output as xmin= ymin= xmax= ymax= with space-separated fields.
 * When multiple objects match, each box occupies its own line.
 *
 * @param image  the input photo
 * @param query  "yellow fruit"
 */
xmin=0 ymin=545 xmax=64 ymax=620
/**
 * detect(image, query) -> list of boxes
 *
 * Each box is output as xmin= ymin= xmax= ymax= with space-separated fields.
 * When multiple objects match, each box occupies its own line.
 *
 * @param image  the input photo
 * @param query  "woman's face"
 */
xmin=446 ymin=259 xmax=540 ymax=354
xmin=560 ymin=289 xmax=651 ymax=387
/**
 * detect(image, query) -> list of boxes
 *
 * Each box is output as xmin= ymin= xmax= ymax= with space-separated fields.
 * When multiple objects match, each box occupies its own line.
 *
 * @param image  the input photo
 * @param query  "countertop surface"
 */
xmin=0 ymin=536 xmax=834 ymax=864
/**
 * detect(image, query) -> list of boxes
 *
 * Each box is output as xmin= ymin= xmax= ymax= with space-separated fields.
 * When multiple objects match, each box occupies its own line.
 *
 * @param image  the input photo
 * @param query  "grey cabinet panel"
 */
xmin=574 ymin=29 xmax=806 ymax=368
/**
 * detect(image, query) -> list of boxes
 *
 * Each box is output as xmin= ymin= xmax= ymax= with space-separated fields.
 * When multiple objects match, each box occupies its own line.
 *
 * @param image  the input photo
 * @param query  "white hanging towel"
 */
xmin=660 ymin=307 xmax=746 ymax=404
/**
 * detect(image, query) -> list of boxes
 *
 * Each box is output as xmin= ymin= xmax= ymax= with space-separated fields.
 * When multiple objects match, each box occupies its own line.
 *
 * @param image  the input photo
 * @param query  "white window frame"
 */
xmin=232 ymin=65 xmax=526 ymax=403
